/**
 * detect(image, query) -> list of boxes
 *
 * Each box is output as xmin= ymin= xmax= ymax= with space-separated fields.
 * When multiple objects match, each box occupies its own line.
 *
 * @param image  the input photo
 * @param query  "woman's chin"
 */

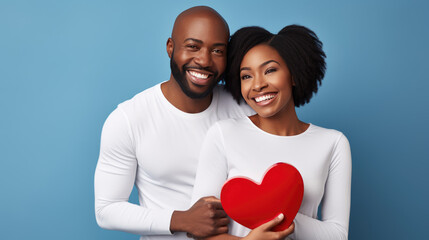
xmin=254 ymin=110 xmax=278 ymax=119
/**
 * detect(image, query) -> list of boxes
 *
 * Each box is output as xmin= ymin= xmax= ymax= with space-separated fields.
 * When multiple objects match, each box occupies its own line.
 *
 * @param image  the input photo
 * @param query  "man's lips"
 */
xmin=186 ymin=70 xmax=213 ymax=86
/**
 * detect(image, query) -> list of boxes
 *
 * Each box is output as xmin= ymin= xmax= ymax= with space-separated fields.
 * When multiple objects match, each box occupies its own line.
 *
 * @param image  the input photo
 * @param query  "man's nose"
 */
xmin=194 ymin=48 xmax=212 ymax=67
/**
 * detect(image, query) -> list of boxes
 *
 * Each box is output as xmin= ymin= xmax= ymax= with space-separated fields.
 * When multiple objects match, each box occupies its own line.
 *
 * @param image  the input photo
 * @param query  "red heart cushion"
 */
xmin=220 ymin=162 xmax=303 ymax=231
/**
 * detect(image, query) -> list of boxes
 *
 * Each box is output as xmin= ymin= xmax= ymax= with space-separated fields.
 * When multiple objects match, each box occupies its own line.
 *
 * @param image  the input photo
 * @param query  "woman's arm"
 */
xmin=191 ymin=124 xmax=229 ymax=203
xmin=292 ymin=133 xmax=352 ymax=240
xmin=200 ymin=214 xmax=294 ymax=240
xmin=191 ymin=124 xmax=294 ymax=240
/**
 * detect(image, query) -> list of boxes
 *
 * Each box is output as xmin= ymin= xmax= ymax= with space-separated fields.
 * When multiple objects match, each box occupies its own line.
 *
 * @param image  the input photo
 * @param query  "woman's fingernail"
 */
xmin=278 ymin=213 xmax=284 ymax=220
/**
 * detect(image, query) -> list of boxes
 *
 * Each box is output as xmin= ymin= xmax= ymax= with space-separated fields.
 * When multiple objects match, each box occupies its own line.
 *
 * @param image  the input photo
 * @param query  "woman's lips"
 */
xmin=253 ymin=93 xmax=277 ymax=106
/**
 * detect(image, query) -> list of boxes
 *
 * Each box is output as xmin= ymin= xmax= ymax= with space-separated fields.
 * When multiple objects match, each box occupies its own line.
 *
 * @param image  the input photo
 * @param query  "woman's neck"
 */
xmin=250 ymin=106 xmax=309 ymax=136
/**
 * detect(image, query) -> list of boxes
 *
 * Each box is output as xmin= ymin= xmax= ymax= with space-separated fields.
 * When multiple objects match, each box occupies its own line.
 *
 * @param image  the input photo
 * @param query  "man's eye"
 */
xmin=212 ymin=49 xmax=224 ymax=54
xmin=187 ymin=45 xmax=198 ymax=49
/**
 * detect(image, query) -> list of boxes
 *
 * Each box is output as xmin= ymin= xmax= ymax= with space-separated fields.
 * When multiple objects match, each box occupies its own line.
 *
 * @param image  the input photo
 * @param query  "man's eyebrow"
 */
xmin=240 ymin=60 xmax=280 ymax=72
xmin=184 ymin=38 xmax=226 ymax=47
xmin=184 ymin=38 xmax=203 ymax=44
xmin=213 ymin=43 xmax=227 ymax=47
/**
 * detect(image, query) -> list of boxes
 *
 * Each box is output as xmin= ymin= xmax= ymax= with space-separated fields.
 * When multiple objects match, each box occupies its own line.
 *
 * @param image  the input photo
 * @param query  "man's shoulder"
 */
xmin=121 ymin=83 xmax=159 ymax=103
xmin=106 ymin=83 xmax=164 ymax=128
xmin=206 ymin=117 xmax=247 ymax=138
xmin=213 ymin=85 xmax=254 ymax=116
xmin=117 ymin=83 xmax=160 ymax=111
xmin=213 ymin=85 xmax=236 ymax=103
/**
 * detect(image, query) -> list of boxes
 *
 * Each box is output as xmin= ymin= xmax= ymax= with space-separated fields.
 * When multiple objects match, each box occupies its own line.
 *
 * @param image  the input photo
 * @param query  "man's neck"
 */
xmin=160 ymin=79 xmax=213 ymax=114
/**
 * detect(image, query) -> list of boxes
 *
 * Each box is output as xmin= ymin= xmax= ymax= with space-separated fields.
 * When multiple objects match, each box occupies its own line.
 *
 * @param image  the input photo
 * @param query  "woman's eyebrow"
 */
xmin=260 ymin=60 xmax=279 ymax=68
xmin=240 ymin=60 xmax=279 ymax=72
xmin=240 ymin=67 xmax=251 ymax=72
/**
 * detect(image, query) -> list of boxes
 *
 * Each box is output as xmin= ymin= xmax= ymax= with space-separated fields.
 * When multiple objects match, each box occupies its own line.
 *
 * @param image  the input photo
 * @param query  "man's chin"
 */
xmin=184 ymin=88 xmax=213 ymax=99
xmin=174 ymin=74 xmax=215 ymax=99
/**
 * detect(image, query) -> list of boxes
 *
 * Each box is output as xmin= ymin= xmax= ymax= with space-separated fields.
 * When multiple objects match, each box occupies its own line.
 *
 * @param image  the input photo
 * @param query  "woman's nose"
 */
xmin=252 ymin=75 xmax=268 ymax=92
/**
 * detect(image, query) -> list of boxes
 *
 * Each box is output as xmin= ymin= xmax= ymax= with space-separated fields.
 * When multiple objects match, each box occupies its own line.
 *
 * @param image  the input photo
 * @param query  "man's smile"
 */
xmin=186 ymin=70 xmax=213 ymax=86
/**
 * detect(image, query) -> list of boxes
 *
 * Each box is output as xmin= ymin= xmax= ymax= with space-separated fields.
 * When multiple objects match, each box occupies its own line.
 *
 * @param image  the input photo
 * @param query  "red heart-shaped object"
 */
xmin=220 ymin=162 xmax=304 ymax=231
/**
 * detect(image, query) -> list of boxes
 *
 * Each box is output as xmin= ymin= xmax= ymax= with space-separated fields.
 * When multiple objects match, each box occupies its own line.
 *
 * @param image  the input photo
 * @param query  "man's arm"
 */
xmin=94 ymin=107 xmax=174 ymax=235
xmin=95 ymin=107 xmax=229 ymax=236
xmin=171 ymin=197 xmax=229 ymax=237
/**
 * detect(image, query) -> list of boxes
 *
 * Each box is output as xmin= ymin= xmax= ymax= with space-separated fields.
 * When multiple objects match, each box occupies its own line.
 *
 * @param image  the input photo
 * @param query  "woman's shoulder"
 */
xmin=308 ymin=124 xmax=349 ymax=144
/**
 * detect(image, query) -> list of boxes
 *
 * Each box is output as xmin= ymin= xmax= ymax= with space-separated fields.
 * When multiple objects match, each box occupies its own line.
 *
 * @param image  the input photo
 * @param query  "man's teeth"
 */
xmin=255 ymin=94 xmax=276 ymax=103
xmin=189 ymin=71 xmax=209 ymax=79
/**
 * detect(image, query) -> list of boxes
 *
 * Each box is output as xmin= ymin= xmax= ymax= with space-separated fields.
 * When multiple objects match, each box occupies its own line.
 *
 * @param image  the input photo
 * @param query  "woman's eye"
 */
xmin=265 ymin=68 xmax=277 ymax=74
xmin=241 ymin=75 xmax=251 ymax=80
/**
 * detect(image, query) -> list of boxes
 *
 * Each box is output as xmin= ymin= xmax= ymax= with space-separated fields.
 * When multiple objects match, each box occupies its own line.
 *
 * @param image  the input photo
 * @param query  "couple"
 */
xmin=94 ymin=6 xmax=351 ymax=240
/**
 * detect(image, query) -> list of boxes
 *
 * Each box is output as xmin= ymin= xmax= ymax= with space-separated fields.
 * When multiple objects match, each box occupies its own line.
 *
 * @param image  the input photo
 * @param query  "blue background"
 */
xmin=1 ymin=0 xmax=428 ymax=239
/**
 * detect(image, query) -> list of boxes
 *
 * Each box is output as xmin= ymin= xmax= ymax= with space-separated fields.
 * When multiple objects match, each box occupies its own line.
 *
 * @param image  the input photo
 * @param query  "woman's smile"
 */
xmin=240 ymin=44 xmax=294 ymax=119
xmin=252 ymin=92 xmax=278 ymax=105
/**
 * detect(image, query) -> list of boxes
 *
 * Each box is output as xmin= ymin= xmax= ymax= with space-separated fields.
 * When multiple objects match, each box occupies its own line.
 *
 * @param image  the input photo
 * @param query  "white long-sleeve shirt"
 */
xmin=192 ymin=117 xmax=352 ymax=240
xmin=94 ymin=83 xmax=252 ymax=240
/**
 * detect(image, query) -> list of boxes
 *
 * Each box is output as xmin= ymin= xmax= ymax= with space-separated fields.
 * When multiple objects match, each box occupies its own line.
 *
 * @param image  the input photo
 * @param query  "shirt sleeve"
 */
xmin=94 ymin=107 xmax=173 ymax=236
xmin=191 ymin=123 xmax=229 ymax=205
xmin=292 ymin=133 xmax=352 ymax=240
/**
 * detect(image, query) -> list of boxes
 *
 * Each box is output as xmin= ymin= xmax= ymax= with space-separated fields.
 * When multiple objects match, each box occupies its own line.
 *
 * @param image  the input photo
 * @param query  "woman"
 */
xmin=192 ymin=25 xmax=351 ymax=239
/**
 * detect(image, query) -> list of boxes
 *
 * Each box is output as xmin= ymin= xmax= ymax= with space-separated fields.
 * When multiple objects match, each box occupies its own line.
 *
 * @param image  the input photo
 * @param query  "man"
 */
xmin=94 ymin=6 xmax=252 ymax=239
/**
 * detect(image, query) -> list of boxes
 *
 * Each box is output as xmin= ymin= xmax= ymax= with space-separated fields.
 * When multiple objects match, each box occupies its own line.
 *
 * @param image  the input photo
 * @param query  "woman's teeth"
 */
xmin=255 ymin=94 xmax=276 ymax=103
xmin=189 ymin=71 xmax=209 ymax=79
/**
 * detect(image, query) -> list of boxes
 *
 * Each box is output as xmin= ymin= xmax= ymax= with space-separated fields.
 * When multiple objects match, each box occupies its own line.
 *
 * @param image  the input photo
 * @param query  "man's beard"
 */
xmin=170 ymin=52 xmax=222 ymax=99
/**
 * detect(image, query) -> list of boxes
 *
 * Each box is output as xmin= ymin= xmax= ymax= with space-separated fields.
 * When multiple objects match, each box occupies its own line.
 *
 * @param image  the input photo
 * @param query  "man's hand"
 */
xmin=170 ymin=196 xmax=229 ymax=238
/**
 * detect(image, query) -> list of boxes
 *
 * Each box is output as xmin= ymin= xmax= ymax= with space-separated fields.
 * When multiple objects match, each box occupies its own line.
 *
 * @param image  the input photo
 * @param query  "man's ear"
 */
xmin=166 ymin=38 xmax=173 ymax=58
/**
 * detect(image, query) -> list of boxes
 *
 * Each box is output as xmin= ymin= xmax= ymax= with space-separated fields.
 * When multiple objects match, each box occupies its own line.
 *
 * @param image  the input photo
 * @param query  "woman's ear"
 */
xmin=166 ymin=38 xmax=173 ymax=58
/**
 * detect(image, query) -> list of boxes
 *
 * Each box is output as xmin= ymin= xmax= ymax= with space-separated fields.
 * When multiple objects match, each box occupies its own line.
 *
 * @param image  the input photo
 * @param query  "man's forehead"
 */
xmin=174 ymin=17 xmax=228 ymax=44
xmin=171 ymin=6 xmax=229 ymax=43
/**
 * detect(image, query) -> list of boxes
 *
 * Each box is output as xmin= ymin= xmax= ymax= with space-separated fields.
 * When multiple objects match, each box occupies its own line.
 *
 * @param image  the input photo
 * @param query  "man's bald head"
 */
xmin=166 ymin=6 xmax=230 ymax=99
xmin=171 ymin=6 xmax=229 ymax=40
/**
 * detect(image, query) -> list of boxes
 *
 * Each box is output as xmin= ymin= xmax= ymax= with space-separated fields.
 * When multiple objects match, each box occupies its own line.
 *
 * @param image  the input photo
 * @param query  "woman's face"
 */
xmin=240 ymin=44 xmax=295 ymax=118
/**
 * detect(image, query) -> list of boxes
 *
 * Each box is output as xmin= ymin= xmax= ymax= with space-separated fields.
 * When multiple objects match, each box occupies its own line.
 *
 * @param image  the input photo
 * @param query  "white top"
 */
xmin=192 ymin=117 xmax=352 ymax=240
xmin=94 ymin=83 xmax=253 ymax=240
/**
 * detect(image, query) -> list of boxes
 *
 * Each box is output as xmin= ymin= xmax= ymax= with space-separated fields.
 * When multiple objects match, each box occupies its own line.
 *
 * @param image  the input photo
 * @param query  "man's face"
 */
xmin=168 ymin=15 xmax=228 ymax=99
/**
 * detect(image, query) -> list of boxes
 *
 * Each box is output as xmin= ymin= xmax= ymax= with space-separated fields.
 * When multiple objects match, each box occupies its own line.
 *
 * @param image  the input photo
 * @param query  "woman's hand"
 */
xmin=243 ymin=214 xmax=294 ymax=240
